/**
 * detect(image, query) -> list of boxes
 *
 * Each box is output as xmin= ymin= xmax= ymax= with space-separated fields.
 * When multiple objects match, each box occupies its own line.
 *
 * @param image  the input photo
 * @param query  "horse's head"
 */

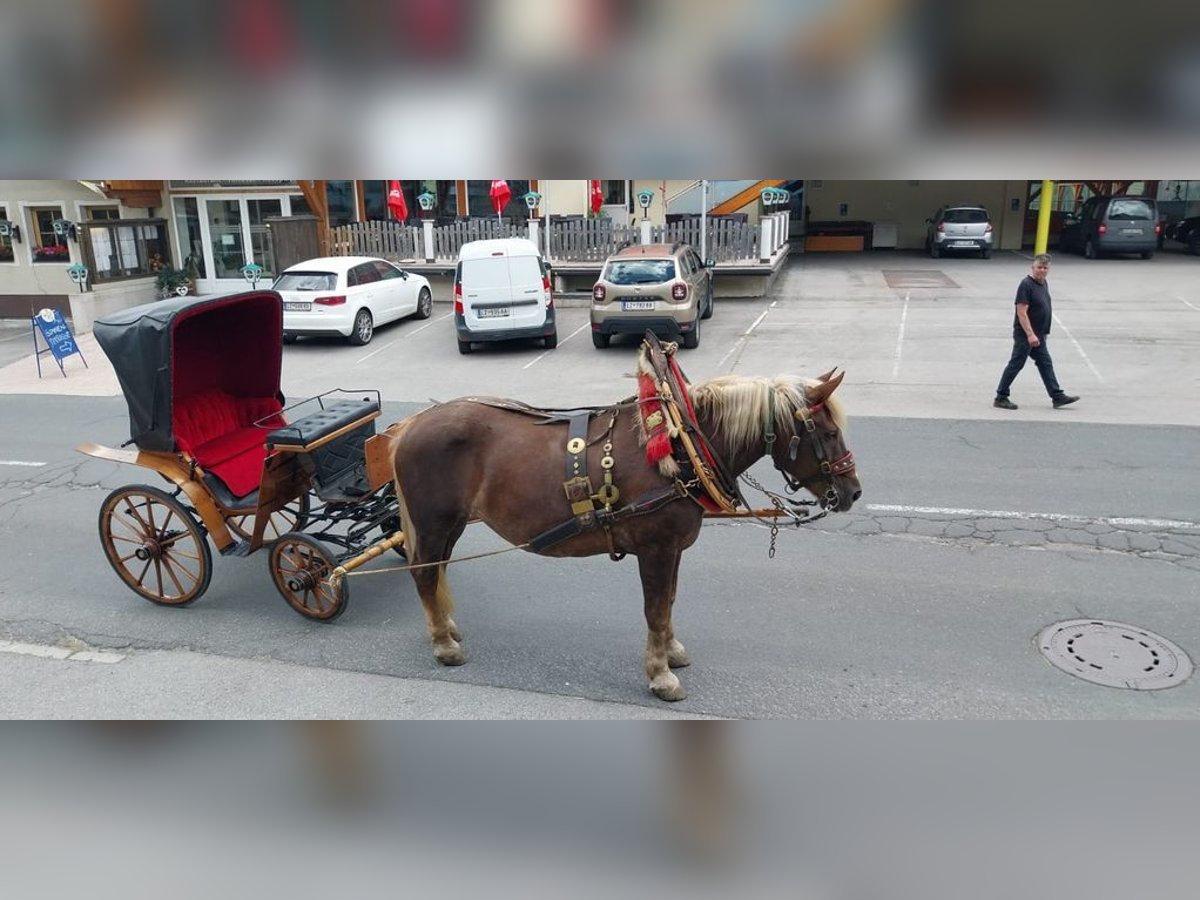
xmin=771 ymin=369 xmax=862 ymax=513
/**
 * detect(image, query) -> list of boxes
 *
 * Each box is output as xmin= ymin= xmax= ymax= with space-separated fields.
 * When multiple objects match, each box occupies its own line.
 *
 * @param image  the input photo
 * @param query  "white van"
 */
xmin=454 ymin=238 xmax=557 ymax=354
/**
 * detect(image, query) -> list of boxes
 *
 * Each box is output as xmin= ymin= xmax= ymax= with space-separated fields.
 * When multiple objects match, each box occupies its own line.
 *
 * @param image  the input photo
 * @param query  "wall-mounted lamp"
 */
xmin=241 ymin=262 xmax=264 ymax=288
xmin=416 ymin=191 xmax=436 ymax=212
xmin=52 ymin=219 xmax=77 ymax=241
xmin=0 ymin=220 xmax=23 ymax=243
xmin=523 ymin=191 xmax=542 ymax=213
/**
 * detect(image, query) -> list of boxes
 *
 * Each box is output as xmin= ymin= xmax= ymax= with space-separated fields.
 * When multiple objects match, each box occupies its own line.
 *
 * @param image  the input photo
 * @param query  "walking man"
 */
xmin=994 ymin=253 xmax=1079 ymax=410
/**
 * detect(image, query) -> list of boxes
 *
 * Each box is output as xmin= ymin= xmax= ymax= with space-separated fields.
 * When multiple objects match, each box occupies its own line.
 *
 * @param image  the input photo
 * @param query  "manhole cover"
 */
xmin=1038 ymin=619 xmax=1193 ymax=690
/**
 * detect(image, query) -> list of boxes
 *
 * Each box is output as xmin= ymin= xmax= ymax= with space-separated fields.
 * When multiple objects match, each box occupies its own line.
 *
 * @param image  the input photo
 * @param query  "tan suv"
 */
xmin=590 ymin=242 xmax=713 ymax=349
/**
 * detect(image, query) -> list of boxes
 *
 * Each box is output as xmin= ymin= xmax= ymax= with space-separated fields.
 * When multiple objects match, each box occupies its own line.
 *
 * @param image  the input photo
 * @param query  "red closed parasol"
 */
xmin=387 ymin=180 xmax=408 ymax=221
xmin=589 ymin=179 xmax=603 ymax=215
xmin=489 ymin=180 xmax=511 ymax=221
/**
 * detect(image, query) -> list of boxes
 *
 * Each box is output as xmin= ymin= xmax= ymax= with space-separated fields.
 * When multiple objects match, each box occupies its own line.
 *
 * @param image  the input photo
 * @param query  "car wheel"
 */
xmin=348 ymin=309 xmax=373 ymax=345
xmin=981 ymin=248 xmax=991 ymax=259
xmin=700 ymin=282 xmax=714 ymax=319
xmin=1141 ymin=250 xmax=1154 ymax=260
xmin=1084 ymin=239 xmax=1096 ymax=260
xmin=457 ymin=339 xmax=473 ymax=355
xmin=682 ymin=315 xmax=700 ymax=350
xmin=1189 ymin=233 xmax=1200 ymax=256
xmin=415 ymin=287 xmax=432 ymax=319
xmin=543 ymin=331 xmax=558 ymax=350
xmin=592 ymin=332 xmax=610 ymax=349
xmin=930 ymin=243 xmax=941 ymax=259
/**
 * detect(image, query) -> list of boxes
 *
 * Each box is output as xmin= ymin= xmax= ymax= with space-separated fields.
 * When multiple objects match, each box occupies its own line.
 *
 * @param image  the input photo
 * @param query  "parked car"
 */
xmin=1058 ymin=195 xmax=1160 ymax=259
xmin=924 ymin=205 xmax=994 ymax=259
xmin=1164 ymin=215 xmax=1200 ymax=255
xmin=590 ymin=242 xmax=713 ymax=349
xmin=273 ymin=256 xmax=432 ymax=345
xmin=454 ymin=238 xmax=557 ymax=354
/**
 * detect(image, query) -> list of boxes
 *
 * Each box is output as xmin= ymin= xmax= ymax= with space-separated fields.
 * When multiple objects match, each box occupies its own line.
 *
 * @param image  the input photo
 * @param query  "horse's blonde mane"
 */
xmin=690 ymin=374 xmax=846 ymax=454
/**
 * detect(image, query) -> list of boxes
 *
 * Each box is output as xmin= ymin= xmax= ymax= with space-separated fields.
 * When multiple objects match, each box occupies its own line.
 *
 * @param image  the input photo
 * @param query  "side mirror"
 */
xmin=705 ymin=258 xmax=714 ymax=268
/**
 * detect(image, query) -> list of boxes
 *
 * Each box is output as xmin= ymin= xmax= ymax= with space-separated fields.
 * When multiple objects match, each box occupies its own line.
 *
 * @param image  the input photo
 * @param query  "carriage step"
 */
xmin=220 ymin=539 xmax=255 ymax=558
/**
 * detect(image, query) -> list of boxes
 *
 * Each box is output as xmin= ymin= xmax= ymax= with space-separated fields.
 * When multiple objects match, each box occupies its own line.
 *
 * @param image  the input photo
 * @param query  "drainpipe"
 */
xmin=1035 ymin=180 xmax=1054 ymax=256
xmin=700 ymin=180 xmax=708 ymax=263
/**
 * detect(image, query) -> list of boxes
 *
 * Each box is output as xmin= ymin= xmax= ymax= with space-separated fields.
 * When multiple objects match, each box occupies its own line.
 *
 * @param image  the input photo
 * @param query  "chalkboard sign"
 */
xmin=32 ymin=307 xmax=87 ymax=378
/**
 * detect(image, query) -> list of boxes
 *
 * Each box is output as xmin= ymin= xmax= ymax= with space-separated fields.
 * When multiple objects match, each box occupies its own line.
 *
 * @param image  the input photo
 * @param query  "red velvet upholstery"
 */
xmin=174 ymin=389 xmax=284 ymax=498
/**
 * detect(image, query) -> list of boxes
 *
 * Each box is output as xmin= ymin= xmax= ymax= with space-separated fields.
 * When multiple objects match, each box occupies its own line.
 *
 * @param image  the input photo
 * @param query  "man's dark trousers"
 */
xmin=996 ymin=333 xmax=1063 ymax=399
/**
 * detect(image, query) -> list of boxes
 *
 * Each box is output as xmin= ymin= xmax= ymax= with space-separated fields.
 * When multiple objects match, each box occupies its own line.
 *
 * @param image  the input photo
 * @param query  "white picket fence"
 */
xmin=330 ymin=216 xmax=768 ymax=264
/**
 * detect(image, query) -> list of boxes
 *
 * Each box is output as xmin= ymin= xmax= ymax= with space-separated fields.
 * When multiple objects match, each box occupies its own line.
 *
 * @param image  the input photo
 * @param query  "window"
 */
xmin=0 ymin=205 xmax=12 ymax=262
xmin=326 ymin=180 xmax=357 ymax=227
xmin=362 ymin=181 xmax=389 ymax=221
xmin=30 ymin=206 xmax=70 ymax=263
xmin=372 ymin=260 xmax=400 ymax=280
xmin=172 ymin=196 xmax=207 ymax=278
xmin=466 ymin=179 xmax=530 ymax=220
xmin=82 ymin=218 xmax=170 ymax=281
xmin=600 ymin=180 xmax=626 ymax=206
xmin=86 ymin=207 xmax=121 ymax=221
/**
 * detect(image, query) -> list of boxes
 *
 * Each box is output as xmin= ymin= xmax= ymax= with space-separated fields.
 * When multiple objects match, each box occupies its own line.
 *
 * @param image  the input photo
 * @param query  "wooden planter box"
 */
xmin=805 ymin=235 xmax=864 ymax=252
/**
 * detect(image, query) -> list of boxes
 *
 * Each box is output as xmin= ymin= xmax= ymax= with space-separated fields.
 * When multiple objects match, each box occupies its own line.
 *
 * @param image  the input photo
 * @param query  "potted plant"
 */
xmin=155 ymin=266 xmax=191 ymax=298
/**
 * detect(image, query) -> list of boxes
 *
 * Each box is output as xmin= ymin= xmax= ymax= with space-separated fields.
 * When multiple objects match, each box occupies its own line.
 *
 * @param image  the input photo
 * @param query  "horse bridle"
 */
xmin=772 ymin=394 xmax=855 ymax=512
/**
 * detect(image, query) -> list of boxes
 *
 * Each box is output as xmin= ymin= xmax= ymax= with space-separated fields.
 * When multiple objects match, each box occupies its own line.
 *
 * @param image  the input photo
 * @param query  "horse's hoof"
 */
xmin=667 ymin=640 xmax=690 ymax=668
xmin=650 ymin=675 xmax=687 ymax=702
xmin=447 ymin=619 xmax=462 ymax=642
xmin=434 ymin=643 xmax=466 ymax=666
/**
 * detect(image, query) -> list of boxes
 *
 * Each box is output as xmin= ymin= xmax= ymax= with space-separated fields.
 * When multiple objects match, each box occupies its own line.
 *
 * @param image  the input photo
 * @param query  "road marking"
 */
xmin=0 ymin=640 xmax=125 ymax=663
xmin=522 ymin=322 xmax=590 ymax=369
xmin=866 ymin=504 xmax=1200 ymax=532
xmin=891 ymin=292 xmax=909 ymax=380
xmin=0 ymin=459 xmax=46 ymax=467
xmin=355 ymin=312 xmax=453 ymax=364
xmin=1178 ymin=296 xmax=1200 ymax=312
xmin=1051 ymin=313 xmax=1104 ymax=383
xmin=0 ymin=328 xmax=33 ymax=343
xmin=718 ymin=301 xmax=775 ymax=370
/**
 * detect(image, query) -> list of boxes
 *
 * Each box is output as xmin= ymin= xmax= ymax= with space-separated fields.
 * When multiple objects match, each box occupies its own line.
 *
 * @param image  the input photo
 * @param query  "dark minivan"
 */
xmin=1059 ymin=195 xmax=1160 ymax=259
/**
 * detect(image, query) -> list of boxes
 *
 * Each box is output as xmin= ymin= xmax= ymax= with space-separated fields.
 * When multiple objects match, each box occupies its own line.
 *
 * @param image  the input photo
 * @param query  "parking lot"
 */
xmin=270 ymin=248 xmax=1200 ymax=429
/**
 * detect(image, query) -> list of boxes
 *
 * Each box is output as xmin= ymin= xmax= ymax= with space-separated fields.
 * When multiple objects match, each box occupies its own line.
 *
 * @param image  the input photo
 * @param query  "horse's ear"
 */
xmin=807 ymin=370 xmax=845 ymax=405
xmin=817 ymin=367 xmax=836 ymax=383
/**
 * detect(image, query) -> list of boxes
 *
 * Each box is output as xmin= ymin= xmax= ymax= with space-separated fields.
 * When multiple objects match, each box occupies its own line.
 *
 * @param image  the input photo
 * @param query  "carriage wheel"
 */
xmin=98 ymin=485 xmax=213 ymax=606
xmin=269 ymin=534 xmax=349 ymax=622
xmin=227 ymin=493 xmax=311 ymax=544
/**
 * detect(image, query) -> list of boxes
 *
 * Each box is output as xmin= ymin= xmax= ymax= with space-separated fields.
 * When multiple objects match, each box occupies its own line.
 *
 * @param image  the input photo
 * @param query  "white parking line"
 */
xmin=1051 ymin=313 xmax=1104 ymax=383
xmin=522 ymin=322 xmax=590 ymax=369
xmin=866 ymin=503 xmax=1200 ymax=532
xmin=355 ymin=312 xmax=453 ymax=364
xmin=891 ymin=292 xmax=909 ymax=380
xmin=0 ymin=459 xmax=46 ymax=467
xmin=0 ymin=640 xmax=125 ymax=663
xmin=1178 ymin=296 xmax=1200 ymax=312
xmin=718 ymin=301 xmax=775 ymax=371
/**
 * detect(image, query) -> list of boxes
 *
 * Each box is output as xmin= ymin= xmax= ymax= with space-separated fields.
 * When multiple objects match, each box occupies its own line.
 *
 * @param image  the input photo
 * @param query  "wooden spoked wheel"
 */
xmin=269 ymin=534 xmax=348 ymax=621
xmin=98 ymin=485 xmax=212 ymax=606
xmin=227 ymin=493 xmax=311 ymax=544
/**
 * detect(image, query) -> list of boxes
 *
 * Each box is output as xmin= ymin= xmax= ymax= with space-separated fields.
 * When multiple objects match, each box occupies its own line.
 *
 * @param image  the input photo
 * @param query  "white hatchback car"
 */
xmin=274 ymin=256 xmax=433 ymax=345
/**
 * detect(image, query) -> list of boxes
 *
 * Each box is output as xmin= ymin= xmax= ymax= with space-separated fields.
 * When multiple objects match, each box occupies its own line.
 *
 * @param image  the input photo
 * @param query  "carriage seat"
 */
xmin=174 ymin=389 xmax=284 ymax=498
xmin=264 ymin=398 xmax=380 ymax=451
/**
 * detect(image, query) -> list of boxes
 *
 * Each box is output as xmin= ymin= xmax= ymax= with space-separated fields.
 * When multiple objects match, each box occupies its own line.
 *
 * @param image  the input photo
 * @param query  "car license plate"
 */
xmin=622 ymin=301 xmax=655 ymax=311
xmin=477 ymin=307 xmax=510 ymax=318
xmin=1121 ymin=228 xmax=1143 ymax=235
xmin=952 ymin=241 xmax=975 ymax=248
xmin=284 ymin=302 xmax=310 ymax=311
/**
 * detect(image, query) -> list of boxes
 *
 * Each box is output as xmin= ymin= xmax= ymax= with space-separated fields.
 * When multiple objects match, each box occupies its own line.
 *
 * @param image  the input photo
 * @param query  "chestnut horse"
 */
xmin=388 ymin=369 xmax=860 ymax=701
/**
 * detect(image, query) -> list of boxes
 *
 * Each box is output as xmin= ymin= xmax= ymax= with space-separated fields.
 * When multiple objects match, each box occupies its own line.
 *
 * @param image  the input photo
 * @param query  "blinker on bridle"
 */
xmin=769 ymin=397 xmax=856 ymax=511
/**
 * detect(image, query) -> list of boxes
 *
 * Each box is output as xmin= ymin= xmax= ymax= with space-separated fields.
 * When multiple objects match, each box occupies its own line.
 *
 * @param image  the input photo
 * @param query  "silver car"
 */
xmin=925 ymin=205 xmax=994 ymax=259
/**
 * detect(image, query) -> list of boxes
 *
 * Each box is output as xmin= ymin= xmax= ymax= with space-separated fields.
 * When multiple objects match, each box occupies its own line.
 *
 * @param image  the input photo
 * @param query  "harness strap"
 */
xmin=527 ymin=483 xmax=685 ymax=553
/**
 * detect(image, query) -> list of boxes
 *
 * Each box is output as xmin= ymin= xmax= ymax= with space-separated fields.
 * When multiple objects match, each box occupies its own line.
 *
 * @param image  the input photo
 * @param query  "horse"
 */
xmin=388 ymin=363 xmax=860 ymax=701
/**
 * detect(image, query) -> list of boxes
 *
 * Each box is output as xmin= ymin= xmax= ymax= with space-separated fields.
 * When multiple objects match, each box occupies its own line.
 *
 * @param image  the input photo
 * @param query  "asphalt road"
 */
xmin=1 ymin=249 xmax=1198 ymax=717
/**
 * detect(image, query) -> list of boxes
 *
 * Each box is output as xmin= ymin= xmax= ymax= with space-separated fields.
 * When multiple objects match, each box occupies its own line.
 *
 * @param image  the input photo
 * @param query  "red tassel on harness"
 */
xmin=638 ymin=371 xmax=672 ymax=466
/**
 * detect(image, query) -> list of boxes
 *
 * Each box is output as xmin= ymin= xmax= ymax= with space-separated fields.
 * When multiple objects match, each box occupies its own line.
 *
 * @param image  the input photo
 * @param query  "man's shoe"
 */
xmin=993 ymin=397 xmax=1018 ymax=410
xmin=1052 ymin=394 xmax=1079 ymax=408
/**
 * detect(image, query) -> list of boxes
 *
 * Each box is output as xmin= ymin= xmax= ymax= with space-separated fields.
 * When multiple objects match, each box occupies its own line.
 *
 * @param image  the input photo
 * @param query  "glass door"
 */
xmin=247 ymin=199 xmax=283 ymax=278
xmin=207 ymin=199 xmax=246 ymax=279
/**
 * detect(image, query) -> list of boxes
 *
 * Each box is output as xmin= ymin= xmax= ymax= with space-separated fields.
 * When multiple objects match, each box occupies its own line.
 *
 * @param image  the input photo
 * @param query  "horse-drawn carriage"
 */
xmin=80 ymin=290 xmax=402 ymax=621
xmin=81 ymin=287 xmax=861 ymax=701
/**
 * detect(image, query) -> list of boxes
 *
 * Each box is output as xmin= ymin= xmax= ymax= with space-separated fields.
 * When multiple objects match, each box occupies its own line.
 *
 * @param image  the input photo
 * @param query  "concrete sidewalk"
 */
xmin=0 ymin=326 xmax=121 ymax=396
